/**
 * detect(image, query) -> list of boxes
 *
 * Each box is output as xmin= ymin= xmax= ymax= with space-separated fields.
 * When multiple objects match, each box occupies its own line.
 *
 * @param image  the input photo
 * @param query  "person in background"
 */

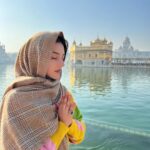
xmin=0 ymin=31 xmax=86 ymax=150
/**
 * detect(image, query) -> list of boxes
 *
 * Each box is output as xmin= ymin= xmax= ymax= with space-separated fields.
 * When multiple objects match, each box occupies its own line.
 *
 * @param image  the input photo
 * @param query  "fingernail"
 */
xmin=64 ymin=98 xmax=66 ymax=102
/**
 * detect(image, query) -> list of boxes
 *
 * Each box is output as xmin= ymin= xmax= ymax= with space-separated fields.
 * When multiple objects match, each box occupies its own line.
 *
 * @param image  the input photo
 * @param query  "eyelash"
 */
xmin=51 ymin=57 xmax=57 ymax=59
xmin=51 ymin=57 xmax=65 ymax=61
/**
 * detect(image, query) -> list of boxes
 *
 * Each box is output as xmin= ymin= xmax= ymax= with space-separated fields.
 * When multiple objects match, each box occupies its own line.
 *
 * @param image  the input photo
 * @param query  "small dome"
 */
xmin=73 ymin=40 xmax=76 ymax=45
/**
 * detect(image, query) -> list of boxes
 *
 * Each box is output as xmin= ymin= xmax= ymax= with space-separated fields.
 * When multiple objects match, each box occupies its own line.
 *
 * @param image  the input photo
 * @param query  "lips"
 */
xmin=55 ymin=69 xmax=61 ymax=73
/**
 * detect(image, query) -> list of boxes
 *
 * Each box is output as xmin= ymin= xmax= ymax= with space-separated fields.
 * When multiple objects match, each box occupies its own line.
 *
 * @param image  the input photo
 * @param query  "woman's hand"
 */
xmin=65 ymin=92 xmax=76 ymax=114
xmin=58 ymin=96 xmax=73 ymax=127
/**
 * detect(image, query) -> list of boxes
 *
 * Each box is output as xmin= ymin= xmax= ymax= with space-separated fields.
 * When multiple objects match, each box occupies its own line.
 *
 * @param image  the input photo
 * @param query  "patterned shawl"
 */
xmin=0 ymin=32 xmax=69 ymax=150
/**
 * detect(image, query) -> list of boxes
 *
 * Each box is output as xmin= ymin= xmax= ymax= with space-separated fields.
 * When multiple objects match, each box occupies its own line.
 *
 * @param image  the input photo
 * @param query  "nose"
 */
xmin=60 ymin=59 xmax=64 ymax=67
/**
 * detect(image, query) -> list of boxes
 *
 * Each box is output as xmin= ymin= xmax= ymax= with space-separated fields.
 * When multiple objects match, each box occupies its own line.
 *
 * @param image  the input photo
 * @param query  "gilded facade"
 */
xmin=70 ymin=37 xmax=113 ymax=66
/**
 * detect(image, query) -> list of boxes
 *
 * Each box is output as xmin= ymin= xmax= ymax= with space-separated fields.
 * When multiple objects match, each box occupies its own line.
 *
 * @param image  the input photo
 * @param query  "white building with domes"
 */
xmin=0 ymin=42 xmax=16 ymax=64
xmin=112 ymin=37 xmax=150 ymax=65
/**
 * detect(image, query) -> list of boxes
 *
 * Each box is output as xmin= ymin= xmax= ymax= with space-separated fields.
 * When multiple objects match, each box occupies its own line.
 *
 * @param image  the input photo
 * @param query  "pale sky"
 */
xmin=0 ymin=0 xmax=150 ymax=53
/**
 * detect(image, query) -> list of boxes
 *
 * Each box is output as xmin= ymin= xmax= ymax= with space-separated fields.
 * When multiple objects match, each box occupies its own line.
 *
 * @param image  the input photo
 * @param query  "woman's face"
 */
xmin=46 ymin=42 xmax=65 ymax=80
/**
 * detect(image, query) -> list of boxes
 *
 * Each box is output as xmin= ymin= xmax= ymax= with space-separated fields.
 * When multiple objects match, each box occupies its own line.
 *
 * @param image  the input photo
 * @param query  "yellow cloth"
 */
xmin=50 ymin=119 xmax=86 ymax=149
xmin=51 ymin=121 xmax=69 ymax=149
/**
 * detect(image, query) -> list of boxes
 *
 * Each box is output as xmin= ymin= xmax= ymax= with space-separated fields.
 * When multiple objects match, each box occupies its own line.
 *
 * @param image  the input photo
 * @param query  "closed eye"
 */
xmin=51 ymin=55 xmax=65 ymax=62
xmin=51 ymin=57 xmax=57 ymax=59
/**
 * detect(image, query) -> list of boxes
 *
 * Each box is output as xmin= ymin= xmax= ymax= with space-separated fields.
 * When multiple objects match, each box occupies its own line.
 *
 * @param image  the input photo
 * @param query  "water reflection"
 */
xmin=69 ymin=66 xmax=150 ymax=150
xmin=112 ymin=67 xmax=150 ymax=91
xmin=0 ymin=64 xmax=15 ymax=99
xmin=69 ymin=66 xmax=112 ymax=95
xmin=68 ymin=66 xmax=150 ymax=97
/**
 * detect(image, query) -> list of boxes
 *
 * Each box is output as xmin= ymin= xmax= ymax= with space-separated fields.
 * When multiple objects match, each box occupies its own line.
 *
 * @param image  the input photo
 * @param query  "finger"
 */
xmin=68 ymin=103 xmax=75 ymax=114
xmin=58 ymin=98 xmax=66 ymax=107
xmin=67 ymin=93 xmax=71 ymax=100
xmin=71 ymin=102 xmax=76 ymax=110
xmin=61 ymin=96 xmax=67 ymax=105
xmin=65 ymin=91 xmax=70 ymax=97
xmin=66 ymin=98 xmax=71 ymax=107
xmin=58 ymin=103 xmax=67 ymax=114
xmin=69 ymin=105 xmax=73 ymax=112
xmin=58 ymin=96 xmax=65 ymax=105
xmin=65 ymin=92 xmax=71 ymax=101
xmin=68 ymin=107 xmax=73 ymax=115
xmin=72 ymin=103 xmax=76 ymax=110
xmin=63 ymin=98 xmax=69 ymax=110
xmin=62 ymin=95 xmax=66 ymax=101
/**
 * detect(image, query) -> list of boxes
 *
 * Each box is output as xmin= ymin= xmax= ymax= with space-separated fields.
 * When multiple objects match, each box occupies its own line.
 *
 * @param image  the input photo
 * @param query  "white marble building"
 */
xmin=112 ymin=37 xmax=150 ymax=64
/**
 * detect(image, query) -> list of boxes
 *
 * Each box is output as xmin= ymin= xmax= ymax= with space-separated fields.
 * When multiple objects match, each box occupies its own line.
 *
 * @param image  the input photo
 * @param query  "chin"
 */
xmin=56 ymin=76 xmax=61 ymax=80
xmin=50 ymin=72 xmax=61 ymax=80
xmin=52 ymin=75 xmax=60 ymax=80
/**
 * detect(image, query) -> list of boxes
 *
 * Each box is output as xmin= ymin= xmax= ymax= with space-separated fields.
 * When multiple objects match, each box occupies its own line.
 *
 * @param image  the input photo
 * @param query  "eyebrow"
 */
xmin=52 ymin=51 xmax=65 ymax=55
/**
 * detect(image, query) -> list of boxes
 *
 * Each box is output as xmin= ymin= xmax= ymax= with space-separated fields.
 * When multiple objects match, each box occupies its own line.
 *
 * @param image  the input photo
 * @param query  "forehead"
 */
xmin=52 ymin=43 xmax=64 ymax=55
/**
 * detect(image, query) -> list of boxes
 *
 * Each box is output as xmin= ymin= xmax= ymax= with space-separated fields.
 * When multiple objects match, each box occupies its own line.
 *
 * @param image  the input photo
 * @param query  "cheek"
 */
xmin=47 ymin=68 xmax=51 ymax=76
xmin=47 ymin=59 xmax=60 ymax=74
xmin=51 ymin=61 xmax=59 ymax=68
xmin=47 ymin=63 xmax=55 ymax=73
xmin=47 ymin=65 xmax=52 ymax=74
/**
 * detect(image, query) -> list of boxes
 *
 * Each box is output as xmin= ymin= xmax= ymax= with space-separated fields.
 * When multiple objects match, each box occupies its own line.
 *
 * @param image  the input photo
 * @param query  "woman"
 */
xmin=0 ymin=31 xmax=86 ymax=150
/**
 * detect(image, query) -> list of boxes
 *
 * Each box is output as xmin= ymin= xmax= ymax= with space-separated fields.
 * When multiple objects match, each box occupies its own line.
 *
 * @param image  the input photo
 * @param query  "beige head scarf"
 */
xmin=0 ymin=32 xmax=69 ymax=150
